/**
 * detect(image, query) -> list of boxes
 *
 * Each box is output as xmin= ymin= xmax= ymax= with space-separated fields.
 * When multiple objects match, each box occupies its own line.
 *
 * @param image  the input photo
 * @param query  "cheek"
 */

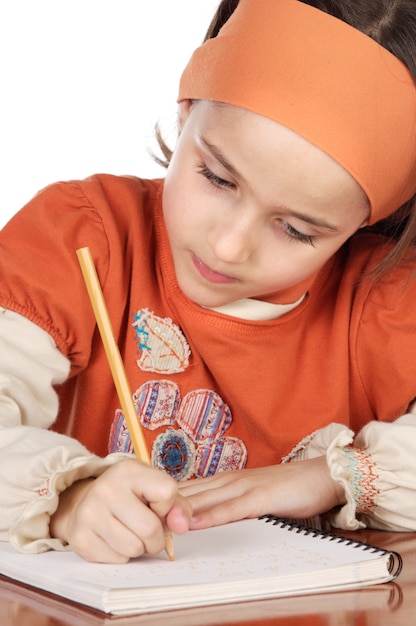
xmin=263 ymin=241 xmax=334 ymax=282
xmin=164 ymin=167 xmax=213 ymax=228
xmin=163 ymin=182 xmax=199 ymax=243
xmin=283 ymin=238 xmax=344 ymax=279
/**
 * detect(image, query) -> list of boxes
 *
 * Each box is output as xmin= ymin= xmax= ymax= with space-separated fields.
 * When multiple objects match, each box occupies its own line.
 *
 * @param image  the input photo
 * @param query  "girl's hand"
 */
xmin=179 ymin=456 xmax=346 ymax=529
xmin=50 ymin=459 xmax=191 ymax=563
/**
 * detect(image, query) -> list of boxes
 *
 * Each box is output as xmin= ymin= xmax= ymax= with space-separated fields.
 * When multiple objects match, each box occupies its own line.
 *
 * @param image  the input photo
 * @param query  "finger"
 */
xmin=178 ymin=472 xmax=234 ymax=497
xmin=136 ymin=469 xmax=179 ymax=519
xmin=166 ymin=497 xmax=192 ymax=535
xmin=108 ymin=495 xmax=168 ymax=556
xmin=68 ymin=524 xmax=134 ymax=564
xmin=183 ymin=478 xmax=250 ymax=516
xmin=189 ymin=494 xmax=261 ymax=530
xmin=75 ymin=484 xmax=168 ymax=559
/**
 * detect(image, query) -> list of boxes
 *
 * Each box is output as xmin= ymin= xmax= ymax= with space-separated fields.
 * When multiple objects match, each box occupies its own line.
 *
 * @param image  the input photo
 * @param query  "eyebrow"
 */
xmin=200 ymin=134 xmax=241 ymax=180
xmin=199 ymin=133 xmax=341 ymax=233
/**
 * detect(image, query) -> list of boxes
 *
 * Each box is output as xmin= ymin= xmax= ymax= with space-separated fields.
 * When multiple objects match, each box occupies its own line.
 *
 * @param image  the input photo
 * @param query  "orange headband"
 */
xmin=179 ymin=0 xmax=416 ymax=224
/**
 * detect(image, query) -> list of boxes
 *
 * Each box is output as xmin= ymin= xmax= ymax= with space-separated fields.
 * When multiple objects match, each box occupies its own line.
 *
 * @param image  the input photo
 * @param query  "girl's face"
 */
xmin=163 ymin=100 xmax=369 ymax=308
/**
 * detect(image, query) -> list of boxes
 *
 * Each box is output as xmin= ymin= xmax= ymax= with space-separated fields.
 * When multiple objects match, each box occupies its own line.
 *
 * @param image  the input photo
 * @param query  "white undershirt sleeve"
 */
xmin=0 ymin=309 xmax=123 ymax=553
xmin=295 ymin=412 xmax=416 ymax=532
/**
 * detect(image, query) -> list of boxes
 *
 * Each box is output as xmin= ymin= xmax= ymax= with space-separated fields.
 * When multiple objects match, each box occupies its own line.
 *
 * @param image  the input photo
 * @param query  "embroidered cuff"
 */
xmin=326 ymin=437 xmax=380 ymax=530
xmin=338 ymin=446 xmax=380 ymax=514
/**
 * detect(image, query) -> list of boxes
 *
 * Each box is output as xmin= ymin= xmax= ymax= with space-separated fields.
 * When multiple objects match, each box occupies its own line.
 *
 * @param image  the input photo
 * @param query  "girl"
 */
xmin=0 ymin=0 xmax=415 ymax=564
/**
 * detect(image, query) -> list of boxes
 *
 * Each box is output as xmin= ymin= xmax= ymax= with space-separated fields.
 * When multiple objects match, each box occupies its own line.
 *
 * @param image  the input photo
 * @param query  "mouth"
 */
xmin=192 ymin=254 xmax=238 ymax=284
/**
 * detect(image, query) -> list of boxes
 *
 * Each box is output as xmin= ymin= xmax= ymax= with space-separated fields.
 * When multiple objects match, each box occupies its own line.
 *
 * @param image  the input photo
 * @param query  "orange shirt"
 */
xmin=0 ymin=175 xmax=415 ymax=480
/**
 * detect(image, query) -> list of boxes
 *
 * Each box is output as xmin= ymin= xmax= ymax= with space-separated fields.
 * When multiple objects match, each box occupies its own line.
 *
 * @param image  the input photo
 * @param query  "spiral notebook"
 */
xmin=0 ymin=516 xmax=401 ymax=616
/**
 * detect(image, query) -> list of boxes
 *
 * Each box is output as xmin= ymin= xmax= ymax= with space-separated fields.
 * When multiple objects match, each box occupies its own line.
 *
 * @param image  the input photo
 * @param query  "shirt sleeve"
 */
xmin=293 ymin=239 xmax=416 ymax=532
xmin=297 ymin=412 xmax=416 ymax=532
xmin=0 ymin=309 xmax=124 ymax=553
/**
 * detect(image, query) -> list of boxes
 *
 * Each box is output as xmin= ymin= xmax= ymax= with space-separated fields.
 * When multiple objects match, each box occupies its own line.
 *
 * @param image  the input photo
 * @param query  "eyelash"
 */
xmin=197 ymin=162 xmax=316 ymax=247
xmin=197 ymin=163 xmax=235 ymax=189
xmin=280 ymin=221 xmax=316 ymax=247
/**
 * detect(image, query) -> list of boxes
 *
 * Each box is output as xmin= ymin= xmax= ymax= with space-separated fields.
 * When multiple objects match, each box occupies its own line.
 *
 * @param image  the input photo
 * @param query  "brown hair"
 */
xmin=155 ymin=0 xmax=416 ymax=276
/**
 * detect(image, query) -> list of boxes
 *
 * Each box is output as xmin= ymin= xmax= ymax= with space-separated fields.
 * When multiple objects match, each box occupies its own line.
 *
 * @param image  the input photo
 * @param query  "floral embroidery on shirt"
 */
xmin=132 ymin=309 xmax=190 ymax=374
xmin=35 ymin=478 xmax=51 ymax=497
xmin=343 ymin=445 xmax=380 ymax=514
xmin=109 ymin=380 xmax=247 ymax=480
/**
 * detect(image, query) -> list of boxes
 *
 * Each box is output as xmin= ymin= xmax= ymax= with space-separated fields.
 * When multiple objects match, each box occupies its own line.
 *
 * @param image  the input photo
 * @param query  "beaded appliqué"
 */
xmin=109 ymin=380 xmax=247 ymax=480
xmin=132 ymin=309 xmax=190 ymax=374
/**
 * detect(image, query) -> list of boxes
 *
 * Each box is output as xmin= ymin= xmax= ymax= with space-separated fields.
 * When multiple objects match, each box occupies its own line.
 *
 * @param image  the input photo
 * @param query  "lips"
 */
xmin=192 ymin=254 xmax=237 ymax=284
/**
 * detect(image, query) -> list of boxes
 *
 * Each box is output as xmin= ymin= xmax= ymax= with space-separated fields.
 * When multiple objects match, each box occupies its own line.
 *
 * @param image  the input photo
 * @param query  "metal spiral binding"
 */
xmin=259 ymin=514 xmax=403 ymax=580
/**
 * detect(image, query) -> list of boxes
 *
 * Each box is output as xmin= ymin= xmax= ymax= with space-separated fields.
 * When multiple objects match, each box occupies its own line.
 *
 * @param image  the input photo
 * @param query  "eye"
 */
xmin=197 ymin=163 xmax=235 ymax=190
xmin=279 ymin=220 xmax=317 ymax=247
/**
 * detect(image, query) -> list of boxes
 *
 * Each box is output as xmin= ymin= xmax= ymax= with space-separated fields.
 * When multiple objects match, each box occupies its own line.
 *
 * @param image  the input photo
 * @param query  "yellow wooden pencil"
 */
xmin=76 ymin=246 xmax=174 ymax=561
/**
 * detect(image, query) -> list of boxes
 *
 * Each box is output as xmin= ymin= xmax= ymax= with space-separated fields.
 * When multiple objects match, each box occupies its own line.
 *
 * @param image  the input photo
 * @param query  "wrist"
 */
xmin=50 ymin=478 xmax=94 ymax=542
xmin=314 ymin=455 xmax=347 ymax=511
xmin=332 ymin=474 xmax=347 ymax=507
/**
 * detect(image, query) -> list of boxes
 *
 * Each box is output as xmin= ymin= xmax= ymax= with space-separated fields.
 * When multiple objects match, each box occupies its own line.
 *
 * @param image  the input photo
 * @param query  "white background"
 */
xmin=0 ymin=1 xmax=220 ymax=226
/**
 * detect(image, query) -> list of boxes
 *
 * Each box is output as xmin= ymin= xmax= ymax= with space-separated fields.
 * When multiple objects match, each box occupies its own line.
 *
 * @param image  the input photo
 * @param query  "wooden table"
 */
xmin=0 ymin=528 xmax=415 ymax=625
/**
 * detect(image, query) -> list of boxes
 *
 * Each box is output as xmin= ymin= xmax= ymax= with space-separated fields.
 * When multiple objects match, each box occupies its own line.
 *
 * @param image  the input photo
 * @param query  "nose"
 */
xmin=208 ymin=211 xmax=257 ymax=264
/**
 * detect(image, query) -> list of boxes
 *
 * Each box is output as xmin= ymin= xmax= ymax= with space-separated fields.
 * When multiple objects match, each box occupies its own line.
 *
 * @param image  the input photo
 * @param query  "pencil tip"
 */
xmin=165 ymin=532 xmax=175 ymax=561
